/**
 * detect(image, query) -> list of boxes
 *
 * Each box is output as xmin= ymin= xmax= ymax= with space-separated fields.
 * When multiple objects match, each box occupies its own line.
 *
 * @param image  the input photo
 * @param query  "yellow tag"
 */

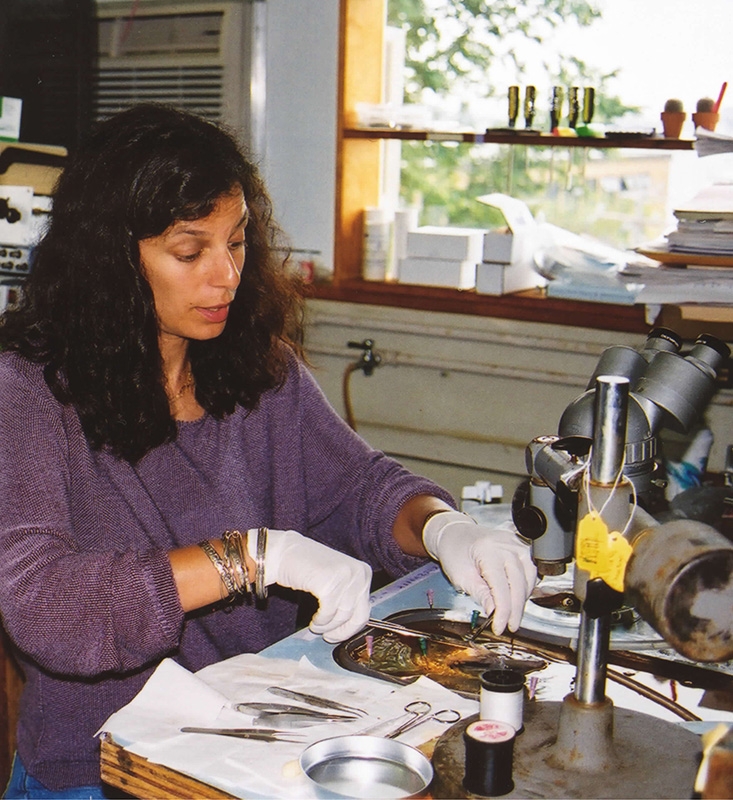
xmin=604 ymin=530 xmax=633 ymax=593
xmin=576 ymin=511 xmax=632 ymax=592
xmin=575 ymin=512 xmax=607 ymax=578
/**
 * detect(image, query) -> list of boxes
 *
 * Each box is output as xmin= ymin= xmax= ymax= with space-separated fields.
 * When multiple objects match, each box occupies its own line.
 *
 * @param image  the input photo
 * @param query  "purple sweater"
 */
xmin=0 ymin=350 xmax=452 ymax=790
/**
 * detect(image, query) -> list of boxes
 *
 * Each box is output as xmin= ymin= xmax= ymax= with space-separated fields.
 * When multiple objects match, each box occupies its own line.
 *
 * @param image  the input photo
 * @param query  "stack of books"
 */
xmin=665 ymin=183 xmax=733 ymax=257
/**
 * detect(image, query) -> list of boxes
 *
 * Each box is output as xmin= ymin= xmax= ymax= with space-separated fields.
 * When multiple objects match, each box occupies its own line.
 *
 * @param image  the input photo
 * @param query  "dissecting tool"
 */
xmin=180 ymin=726 xmax=306 ymax=742
xmin=267 ymin=686 xmax=367 ymax=718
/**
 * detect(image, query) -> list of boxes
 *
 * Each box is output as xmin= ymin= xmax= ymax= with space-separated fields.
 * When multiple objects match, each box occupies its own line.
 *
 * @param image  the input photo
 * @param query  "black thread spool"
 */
xmin=463 ymin=719 xmax=515 ymax=797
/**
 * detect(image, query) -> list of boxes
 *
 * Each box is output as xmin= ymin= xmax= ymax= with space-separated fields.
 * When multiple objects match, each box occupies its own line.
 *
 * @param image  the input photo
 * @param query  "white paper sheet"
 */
xmin=99 ymin=653 xmax=479 ymax=799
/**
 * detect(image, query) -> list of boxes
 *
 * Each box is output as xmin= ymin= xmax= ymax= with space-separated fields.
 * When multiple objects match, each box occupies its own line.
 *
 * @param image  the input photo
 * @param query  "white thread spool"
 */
xmin=479 ymin=668 xmax=525 ymax=733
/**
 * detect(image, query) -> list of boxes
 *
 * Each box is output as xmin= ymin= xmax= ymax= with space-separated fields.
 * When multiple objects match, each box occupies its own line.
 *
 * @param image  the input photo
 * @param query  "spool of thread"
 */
xmin=463 ymin=719 xmax=515 ymax=797
xmin=480 ymin=668 xmax=525 ymax=733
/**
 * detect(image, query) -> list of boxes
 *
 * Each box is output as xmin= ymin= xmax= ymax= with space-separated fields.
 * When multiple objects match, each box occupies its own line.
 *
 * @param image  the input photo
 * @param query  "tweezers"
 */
xmin=267 ymin=686 xmax=367 ymax=718
xmin=234 ymin=701 xmax=357 ymax=721
xmin=366 ymin=618 xmax=477 ymax=649
xmin=463 ymin=612 xmax=496 ymax=643
xmin=180 ymin=725 xmax=305 ymax=743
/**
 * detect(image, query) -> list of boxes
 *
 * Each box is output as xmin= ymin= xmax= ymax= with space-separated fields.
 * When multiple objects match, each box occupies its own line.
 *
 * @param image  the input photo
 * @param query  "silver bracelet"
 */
xmin=199 ymin=539 xmax=237 ymax=601
xmin=222 ymin=529 xmax=252 ymax=597
xmin=255 ymin=527 xmax=268 ymax=601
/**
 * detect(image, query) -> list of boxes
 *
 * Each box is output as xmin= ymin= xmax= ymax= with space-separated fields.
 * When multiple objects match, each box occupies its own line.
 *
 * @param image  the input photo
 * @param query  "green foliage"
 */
xmin=388 ymin=0 xmax=604 ymax=103
xmin=388 ymin=0 xmax=647 ymax=247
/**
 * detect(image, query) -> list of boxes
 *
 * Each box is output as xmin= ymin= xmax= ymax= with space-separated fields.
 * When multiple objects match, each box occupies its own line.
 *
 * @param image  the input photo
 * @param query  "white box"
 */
xmin=475 ymin=260 xmax=545 ymax=296
xmin=477 ymin=193 xmax=536 ymax=266
xmin=398 ymin=256 xmax=476 ymax=289
xmin=406 ymin=226 xmax=485 ymax=263
xmin=0 ymin=97 xmax=22 ymax=142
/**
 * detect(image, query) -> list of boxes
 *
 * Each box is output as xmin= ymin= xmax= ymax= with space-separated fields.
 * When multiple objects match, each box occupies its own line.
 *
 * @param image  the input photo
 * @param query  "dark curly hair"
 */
xmin=0 ymin=104 xmax=304 ymax=463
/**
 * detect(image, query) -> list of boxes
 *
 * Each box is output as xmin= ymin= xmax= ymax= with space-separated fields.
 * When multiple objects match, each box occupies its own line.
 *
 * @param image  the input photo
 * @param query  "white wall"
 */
xmin=263 ymin=0 xmax=339 ymax=275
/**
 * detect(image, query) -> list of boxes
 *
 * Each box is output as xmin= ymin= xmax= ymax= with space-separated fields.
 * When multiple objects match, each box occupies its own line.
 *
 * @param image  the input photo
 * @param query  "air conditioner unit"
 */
xmin=93 ymin=0 xmax=265 ymax=154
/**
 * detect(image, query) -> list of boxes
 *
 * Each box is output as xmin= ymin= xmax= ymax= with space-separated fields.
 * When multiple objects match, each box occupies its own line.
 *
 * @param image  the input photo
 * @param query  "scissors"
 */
xmin=385 ymin=701 xmax=461 ymax=739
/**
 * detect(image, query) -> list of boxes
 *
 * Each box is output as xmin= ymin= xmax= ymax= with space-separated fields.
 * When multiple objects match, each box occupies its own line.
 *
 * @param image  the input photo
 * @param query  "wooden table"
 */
xmin=100 ymin=734 xmax=238 ymax=799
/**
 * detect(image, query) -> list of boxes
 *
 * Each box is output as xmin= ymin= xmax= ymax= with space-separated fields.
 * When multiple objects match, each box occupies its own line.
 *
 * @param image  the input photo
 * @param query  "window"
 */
xmin=385 ymin=0 xmax=733 ymax=250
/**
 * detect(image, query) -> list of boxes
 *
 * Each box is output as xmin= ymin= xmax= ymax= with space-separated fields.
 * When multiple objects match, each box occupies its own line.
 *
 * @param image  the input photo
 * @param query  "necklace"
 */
xmin=169 ymin=368 xmax=195 ymax=401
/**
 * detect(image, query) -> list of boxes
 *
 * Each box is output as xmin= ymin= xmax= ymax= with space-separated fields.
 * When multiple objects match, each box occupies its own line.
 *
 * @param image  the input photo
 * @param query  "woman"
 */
xmin=0 ymin=104 xmax=535 ymax=797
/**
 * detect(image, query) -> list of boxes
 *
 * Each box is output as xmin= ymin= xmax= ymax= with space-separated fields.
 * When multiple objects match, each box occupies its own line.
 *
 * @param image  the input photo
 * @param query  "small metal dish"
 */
xmin=299 ymin=734 xmax=433 ymax=799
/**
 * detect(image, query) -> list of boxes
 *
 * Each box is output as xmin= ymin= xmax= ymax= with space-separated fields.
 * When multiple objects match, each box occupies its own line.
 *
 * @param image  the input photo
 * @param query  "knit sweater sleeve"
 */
xmin=291 ymin=356 xmax=456 ymax=577
xmin=0 ymin=354 xmax=184 ymax=677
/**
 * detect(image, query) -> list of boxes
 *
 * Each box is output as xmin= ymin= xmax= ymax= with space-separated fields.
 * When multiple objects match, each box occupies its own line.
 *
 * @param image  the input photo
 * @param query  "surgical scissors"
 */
xmin=385 ymin=701 xmax=461 ymax=739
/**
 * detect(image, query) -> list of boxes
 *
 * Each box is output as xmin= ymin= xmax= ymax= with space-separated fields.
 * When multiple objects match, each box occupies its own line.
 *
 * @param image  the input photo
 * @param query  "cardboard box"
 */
xmin=477 ymin=193 xmax=536 ymax=266
xmin=398 ymin=256 xmax=476 ymax=289
xmin=406 ymin=226 xmax=485 ymax=263
xmin=475 ymin=260 xmax=545 ymax=296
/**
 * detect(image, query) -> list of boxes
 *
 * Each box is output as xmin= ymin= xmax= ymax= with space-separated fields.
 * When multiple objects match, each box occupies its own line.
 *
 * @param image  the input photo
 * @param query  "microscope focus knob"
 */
xmin=511 ymin=479 xmax=547 ymax=540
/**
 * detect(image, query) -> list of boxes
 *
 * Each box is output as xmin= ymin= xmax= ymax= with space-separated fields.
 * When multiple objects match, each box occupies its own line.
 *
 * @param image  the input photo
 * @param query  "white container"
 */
xmin=362 ymin=207 xmax=394 ymax=281
xmin=479 ymin=668 xmax=525 ymax=733
xmin=476 ymin=193 xmax=537 ymax=266
xmin=398 ymin=256 xmax=476 ymax=289
xmin=475 ymin=260 xmax=545 ymax=296
xmin=406 ymin=226 xmax=485 ymax=263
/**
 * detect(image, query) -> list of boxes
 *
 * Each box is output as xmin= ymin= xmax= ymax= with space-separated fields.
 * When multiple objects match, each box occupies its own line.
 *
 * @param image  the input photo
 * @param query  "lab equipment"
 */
xmin=179 ymin=726 xmax=305 ymax=743
xmin=505 ymin=326 xmax=733 ymax=790
xmin=300 ymin=735 xmax=433 ymax=800
xmin=462 ymin=612 xmax=494 ymax=643
xmin=513 ymin=327 xmax=733 ymax=660
xmin=267 ymin=686 xmax=367 ymax=718
xmin=366 ymin=700 xmax=461 ymax=740
xmin=365 ymin=616 xmax=471 ymax=649
xmin=234 ymin=701 xmax=358 ymax=723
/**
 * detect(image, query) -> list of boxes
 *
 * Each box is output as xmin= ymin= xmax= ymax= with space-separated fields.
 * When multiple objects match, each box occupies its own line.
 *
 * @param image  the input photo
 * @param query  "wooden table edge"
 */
xmin=100 ymin=733 xmax=239 ymax=799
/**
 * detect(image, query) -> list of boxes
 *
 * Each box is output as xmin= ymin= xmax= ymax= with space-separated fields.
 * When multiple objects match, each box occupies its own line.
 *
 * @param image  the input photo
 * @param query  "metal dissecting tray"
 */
xmin=332 ymin=608 xmax=555 ymax=699
xmin=333 ymin=607 xmax=733 ymax=703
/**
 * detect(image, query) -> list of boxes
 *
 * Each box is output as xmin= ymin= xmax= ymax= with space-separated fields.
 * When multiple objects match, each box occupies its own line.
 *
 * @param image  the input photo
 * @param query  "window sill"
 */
xmin=306 ymin=279 xmax=653 ymax=334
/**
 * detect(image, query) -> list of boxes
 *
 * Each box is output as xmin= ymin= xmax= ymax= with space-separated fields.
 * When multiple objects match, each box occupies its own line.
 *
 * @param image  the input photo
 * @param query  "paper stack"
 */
xmin=666 ymin=183 xmax=733 ymax=256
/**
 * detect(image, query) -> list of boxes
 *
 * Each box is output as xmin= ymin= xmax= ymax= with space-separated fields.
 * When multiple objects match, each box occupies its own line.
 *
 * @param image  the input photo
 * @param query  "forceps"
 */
xmin=384 ymin=701 xmax=461 ymax=739
xmin=180 ymin=725 xmax=305 ymax=743
xmin=234 ymin=701 xmax=358 ymax=722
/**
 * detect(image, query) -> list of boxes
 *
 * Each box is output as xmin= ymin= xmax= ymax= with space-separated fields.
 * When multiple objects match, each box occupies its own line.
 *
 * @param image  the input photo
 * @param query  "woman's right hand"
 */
xmin=251 ymin=529 xmax=372 ymax=643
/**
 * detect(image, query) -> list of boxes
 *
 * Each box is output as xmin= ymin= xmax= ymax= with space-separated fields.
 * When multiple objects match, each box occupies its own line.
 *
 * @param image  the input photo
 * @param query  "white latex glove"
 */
xmin=422 ymin=511 xmax=537 ymax=635
xmin=248 ymin=529 xmax=372 ymax=643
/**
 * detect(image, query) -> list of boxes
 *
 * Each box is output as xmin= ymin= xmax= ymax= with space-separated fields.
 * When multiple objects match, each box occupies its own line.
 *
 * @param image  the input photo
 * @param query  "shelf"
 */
xmin=344 ymin=127 xmax=697 ymax=150
xmin=308 ymin=279 xmax=652 ymax=334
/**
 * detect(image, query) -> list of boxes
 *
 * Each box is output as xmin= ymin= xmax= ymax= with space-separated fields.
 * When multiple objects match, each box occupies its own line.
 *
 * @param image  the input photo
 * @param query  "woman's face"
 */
xmin=139 ymin=189 xmax=248 ymax=346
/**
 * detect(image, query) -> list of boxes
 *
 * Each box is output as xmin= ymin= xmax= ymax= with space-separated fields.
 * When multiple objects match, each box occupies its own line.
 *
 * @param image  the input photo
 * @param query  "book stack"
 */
xmin=628 ymin=183 xmax=733 ymax=316
xmin=665 ymin=183 xmax=733 ymax=258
